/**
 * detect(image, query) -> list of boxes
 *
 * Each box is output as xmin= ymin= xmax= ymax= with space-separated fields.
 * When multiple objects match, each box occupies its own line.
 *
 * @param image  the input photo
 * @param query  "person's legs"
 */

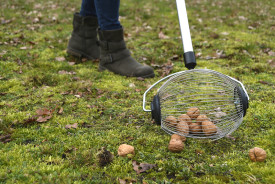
xmin=95 ymin=0 xmax=154 ymax=77
xmin=94 ymin=0 xmax=121 ymax=30
xmin=80 ymin=0 xmax=97 ymax=17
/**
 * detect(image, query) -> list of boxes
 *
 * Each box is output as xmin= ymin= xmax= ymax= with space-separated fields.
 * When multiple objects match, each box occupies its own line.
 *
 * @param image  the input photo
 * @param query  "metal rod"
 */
xmin=176 ymin=0 xmax=194 ymax=53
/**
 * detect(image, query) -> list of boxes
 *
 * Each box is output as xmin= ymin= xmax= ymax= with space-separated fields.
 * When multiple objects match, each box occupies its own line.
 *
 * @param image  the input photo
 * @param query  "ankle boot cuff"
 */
xmin=73 ymin=13 xmax=98 ymax=26
xmin=99 ymin=40 xmax=126 ymax=52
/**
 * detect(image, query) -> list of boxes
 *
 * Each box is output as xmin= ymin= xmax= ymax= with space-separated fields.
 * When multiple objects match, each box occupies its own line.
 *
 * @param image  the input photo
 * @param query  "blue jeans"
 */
xmin=80 ymin=0 xmax=122 ymax=30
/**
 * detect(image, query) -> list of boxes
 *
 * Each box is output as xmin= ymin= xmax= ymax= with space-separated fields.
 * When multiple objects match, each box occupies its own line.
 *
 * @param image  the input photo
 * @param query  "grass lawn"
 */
xmin=0 ymin=0 xmax=274 ymax=183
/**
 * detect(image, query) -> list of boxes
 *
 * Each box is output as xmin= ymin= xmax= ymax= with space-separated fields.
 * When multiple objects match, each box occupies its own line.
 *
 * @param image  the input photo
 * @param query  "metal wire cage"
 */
xmin=143 ymin=69 xmax=249 ymax=140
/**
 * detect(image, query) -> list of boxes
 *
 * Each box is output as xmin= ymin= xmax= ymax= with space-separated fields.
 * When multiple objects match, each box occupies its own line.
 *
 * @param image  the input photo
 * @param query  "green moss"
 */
xmin=0 ymin=0 xmax=274 ymax=183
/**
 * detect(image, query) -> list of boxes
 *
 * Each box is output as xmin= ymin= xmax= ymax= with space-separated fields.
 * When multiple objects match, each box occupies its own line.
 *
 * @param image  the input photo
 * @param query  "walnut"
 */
xmin=196 ymin=114 xmax=209 ymax=124
xmin=201 ymin=120 xmax=217 ymax=136
xmin=178 ymin=114 xmax=192 ymax=125
xmin=187 ymin=107 xmax=200 ymax=119
xmin=189 ymin=122 xmax=201 ymax=134
xmin=177 ymin=121 xmax=189 ymax=135
xmin=171 ymin=134 xmax=186 ymax=142
xmin=118 ymin=144 xmax=135 ymax=157
xmin=249 ymin=147 xmax=267 ymax=162
xmin=165 ymin=116 xmax=178 ymax=128
xmin=168 ymin=136 xmax=184 ymax=153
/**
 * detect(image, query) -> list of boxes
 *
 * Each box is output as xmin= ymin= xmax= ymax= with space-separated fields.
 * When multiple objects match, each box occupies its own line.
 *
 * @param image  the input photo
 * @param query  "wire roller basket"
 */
xmin=143 ymin=69 xmax=249 ymax=140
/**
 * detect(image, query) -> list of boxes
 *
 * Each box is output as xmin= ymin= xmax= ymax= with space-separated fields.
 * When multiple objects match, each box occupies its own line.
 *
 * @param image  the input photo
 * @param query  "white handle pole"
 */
xmin=176 ymin=0 xmax=193 ymax=53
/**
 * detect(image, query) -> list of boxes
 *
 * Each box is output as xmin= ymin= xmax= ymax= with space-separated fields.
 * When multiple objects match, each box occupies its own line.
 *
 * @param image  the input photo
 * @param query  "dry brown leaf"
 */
xmin=36 ymin=108 xmax=52 ymax=116
xmin=58 ymin=107 xmax=63 ymax=114
xmin=132 ymin=161 xmax=156 ymax=174
xmin=36 ymin=115 xmax=52 ymax=123
xmin=158 ymin=31 xmax=169 ymax=39
xmin=118 ymin=179 xmax=127 ymax=184
xmin=24 ymin=116 xmax=37 ymax=124
xmin=65 ymin=123 xmax=78 ymax=129
xmin=118 ymin=178 xmax=136 ymax=184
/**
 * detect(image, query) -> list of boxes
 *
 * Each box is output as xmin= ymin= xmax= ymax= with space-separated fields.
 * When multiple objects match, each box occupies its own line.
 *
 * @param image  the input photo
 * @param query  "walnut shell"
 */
xmin=196 ymin=114 xmax=209 ymax=124
xmin=165 ymin=116 xmax=178 ymax=128
xmin=178 ymin=114 xmax=192 ymax=125
xmin=187 ymin=107 xmax=200 ymax=119
xmin=177 ymin=121 xmax=189 ymax=135
xmin=189 ymin=122 xmax=202 ymax=134
xmin=171 ymin=134 xmax=186 ymax=142
xmin=249 ymin=147 xmax=267 ymax=162
xmin=118 ymin=144 xmax=135 ymax=157
xmin=168 ymin=139 xmax=184 ymax=153
xmin=201 ymin=120 xmax=217 ymax=136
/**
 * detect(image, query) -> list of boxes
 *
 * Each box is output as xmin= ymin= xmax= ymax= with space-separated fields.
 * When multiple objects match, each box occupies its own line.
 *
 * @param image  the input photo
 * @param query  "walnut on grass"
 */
xmin=118 ymin=144 xmax=135 ymax=157
xmin=249 ymin=147 xmax=267 ymax=162
xmin=168 ymin=134 xmax=184 ymax=153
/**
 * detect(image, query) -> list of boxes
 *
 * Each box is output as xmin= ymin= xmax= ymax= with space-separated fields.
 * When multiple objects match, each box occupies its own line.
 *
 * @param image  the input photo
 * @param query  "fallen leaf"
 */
xmin=170 ymin=55 xmax=179 ymax=60
xmin=195 ymin=52 xmax=202 ymax=57
xmin=262 ymin=48 xmax=271 ymax=53
xmin=23 ymin=116 xmax=37 ymax=124
xmin=268 ymin=51 xmax=275 ymax=56
xmin=118 ymin=179 xmax=126 ymax=184
xmin=136 ymin=77 xmax=144 ymax=81
xmin=1 ymin=19 xmax=12 ymax=24
xmin=158 ymin=31 xmax=169 ymax=39
xmin=32 ymin=17 xmax=40 ymax=23
xmin=65 ymin=123 xmax=78 ymax=129
xmin=118 ymin=178 xmax=136 ymax=184
xmin=225 ymin=135 xmax=236 ymax=141
xmin=35 ymin=108 xmax=53 ymax=123
xmin=58 ymin=70 xmax=76 ymax=75
xmin=55 ymin=56 xmax=65 ymax=62
xmin=58 ymin=107 xmax=63 ymax=114
xmin=36 ymin=115 xmax=52 ymax=123
xmin=36 ymin=108 xmax=52 ymax=116
xmin=0 ymin=92 xmax=7 ymax=96
xmin=258 ymin=81 xmax=271 ymax=85
xmin=160 ymin=61 xmax=174 ymax=77
xmin=132 ymin=161 xmax=156 ymax=174
xmin=129 ymin=83 xmax=135 ymax=88
xmin=221 ymin=32 xmax=229 ymax=36
xmin=267 ymin=59 xmax=275 ymax=68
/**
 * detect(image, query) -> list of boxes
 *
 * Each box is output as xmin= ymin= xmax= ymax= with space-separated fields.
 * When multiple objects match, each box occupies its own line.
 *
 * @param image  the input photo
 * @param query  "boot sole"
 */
xmin=99 ymin=65 xmax=155 ymax=78
xmin=67 ymin=48 xmax=99 ymax=60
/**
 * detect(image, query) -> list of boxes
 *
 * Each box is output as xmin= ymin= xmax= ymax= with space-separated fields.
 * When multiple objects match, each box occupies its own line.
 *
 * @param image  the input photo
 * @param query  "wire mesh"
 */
xmin=158 ymin=69 xmax=244 ymax=139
